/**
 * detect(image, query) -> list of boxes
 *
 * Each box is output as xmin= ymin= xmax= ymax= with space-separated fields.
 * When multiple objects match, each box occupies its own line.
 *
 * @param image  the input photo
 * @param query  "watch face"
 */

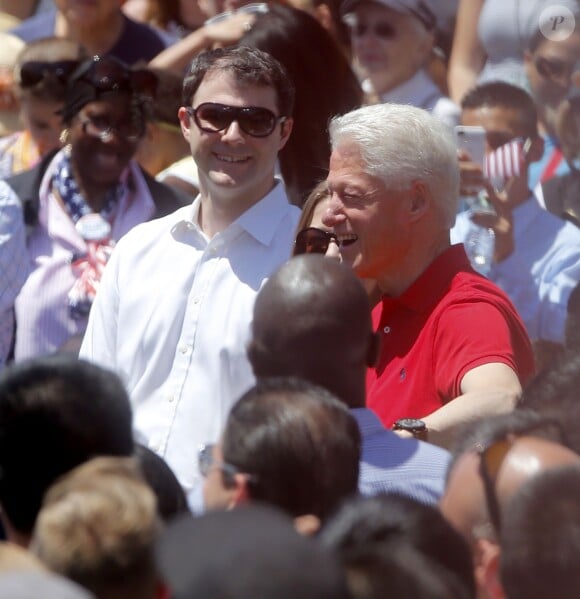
xmin=394 ymin=418 xmax=426 ymax=431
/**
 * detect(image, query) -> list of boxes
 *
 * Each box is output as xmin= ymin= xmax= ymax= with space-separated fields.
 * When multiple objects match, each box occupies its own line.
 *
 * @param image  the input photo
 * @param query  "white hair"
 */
xmin=328 ymin=103 xmax=460 ymax=227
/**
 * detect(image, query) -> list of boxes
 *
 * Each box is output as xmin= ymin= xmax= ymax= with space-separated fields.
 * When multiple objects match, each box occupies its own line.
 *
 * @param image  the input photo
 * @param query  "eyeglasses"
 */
xmin=350 ymin=22 xmax=396 ymax=39
xmin=294 ymin=227 xmax=338 ymax=255
xmin=74 ymin=55 xmax=158 ymax=99
xmin=534 ymin=55 xmax=580 ymax=83
xmin=79 ymin=113 xmax=145 ymax=143
xmin=198 ymin=443 xmax=257 ymax=483
xmin=477 ymin=419 xmax=569 ymax=532
xmin=19 ymin=60 xmax=80 ymax=88
xmin=185 ymin=103 xmax=286 ymax=138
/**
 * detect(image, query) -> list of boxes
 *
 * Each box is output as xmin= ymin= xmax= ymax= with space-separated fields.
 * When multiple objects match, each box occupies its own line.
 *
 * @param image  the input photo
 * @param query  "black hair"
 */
xmin=320 ymin=493 xmax=476 ymax=599
xmin=0 ymin=355 xmax=134 ymax=534
xmin=182 ymin=45 xmax=295 ymax=117
xmin=461 ymin=80 xmax=538 ymax=138
xmin=222 ymin=376 xmax=360 ymax=521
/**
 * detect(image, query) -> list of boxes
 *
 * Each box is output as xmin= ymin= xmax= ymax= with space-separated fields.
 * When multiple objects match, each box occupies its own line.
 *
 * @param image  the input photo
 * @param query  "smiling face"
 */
xmin=68 ymin=94 xmax=142 ymax=192
xmin=324 ymin=142 xmax=412 ymax=282
xmin=179 ymin=70 xmax=292 ymax=209
xmin=350 ymin=2 xmax=434 ymax=94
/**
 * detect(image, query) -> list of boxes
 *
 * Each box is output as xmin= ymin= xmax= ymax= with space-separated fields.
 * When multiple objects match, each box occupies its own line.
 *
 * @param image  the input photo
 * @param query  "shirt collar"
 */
xmin=383 ymin=244 xmax=472 ymax=314
xmin=171 ymin=178 xmax=291 ymax=246
xmin=379 ymin=69 xmax=441 ymax=108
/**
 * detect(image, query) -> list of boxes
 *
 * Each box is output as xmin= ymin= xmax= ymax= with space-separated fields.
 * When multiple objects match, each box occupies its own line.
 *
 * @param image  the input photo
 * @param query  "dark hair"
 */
xmin=134 ymin=443 xmax=190 ymax=523
xmin=222 ymin=376 xmax=360 ymax=521
xmin=500 ymin=464 xmax=580 ymax=599
xmin=241 ymin=4 xmax=362 ymax=205
xmin=320 ymin=493 xmax=476 ymax=599
xmin=0 ymin=355 xmax=134 ymax=534
xmin=461 ymin=81 xmax=538 ymax=138
xmin=182 ymin=45 xmax=295 ymax=117
xmin=146 ymin=66 xmax=185 ymax=127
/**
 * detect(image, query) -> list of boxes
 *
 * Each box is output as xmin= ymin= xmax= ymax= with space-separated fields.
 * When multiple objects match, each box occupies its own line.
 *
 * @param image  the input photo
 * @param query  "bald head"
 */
xmin=248 ymin=255 xmax=376 ymax=407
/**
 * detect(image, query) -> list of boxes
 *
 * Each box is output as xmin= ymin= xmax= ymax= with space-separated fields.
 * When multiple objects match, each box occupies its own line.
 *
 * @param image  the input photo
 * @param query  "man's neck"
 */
xmin=197 ymin=179 xmax=276 ymax=238
xmin=54 ymin=11 xmax=124 ymax=56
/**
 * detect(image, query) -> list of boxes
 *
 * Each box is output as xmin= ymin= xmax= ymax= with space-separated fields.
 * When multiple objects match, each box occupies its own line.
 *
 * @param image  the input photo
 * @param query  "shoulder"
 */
xmin=9 ymin=10 xmax=55 ymax=41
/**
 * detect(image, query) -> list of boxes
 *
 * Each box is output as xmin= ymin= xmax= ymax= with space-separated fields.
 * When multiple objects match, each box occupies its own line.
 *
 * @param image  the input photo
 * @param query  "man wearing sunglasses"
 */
xmin=80 ymin=46 xmax=298 ymax=510
xmin=341 ymin=0 xmax=459 ymax=127
xmin=451 ymin=81 xmax=580 ymax=370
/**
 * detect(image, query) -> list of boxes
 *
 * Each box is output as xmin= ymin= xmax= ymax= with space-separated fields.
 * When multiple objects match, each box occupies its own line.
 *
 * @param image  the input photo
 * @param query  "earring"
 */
xmin=59 ymin=128 xmax=69 ymax=145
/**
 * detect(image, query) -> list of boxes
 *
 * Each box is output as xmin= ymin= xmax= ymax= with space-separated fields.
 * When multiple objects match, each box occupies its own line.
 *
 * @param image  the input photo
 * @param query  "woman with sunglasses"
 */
xmin=0 ymin=36 xmax=86 ymax=179
xmin=293 ymin=180 xmax=381 ymax=306
xmin=0 ymin=55 xmax=190 ymax=364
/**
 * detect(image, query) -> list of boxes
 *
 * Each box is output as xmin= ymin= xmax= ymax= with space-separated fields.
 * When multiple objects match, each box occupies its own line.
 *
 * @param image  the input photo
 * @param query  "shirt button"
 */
xmin=179 ymin=344 xmax=189 ymax=354
xmin=149 ymin=442 xmax=161 ymax=453
xmin=167 ymin=394 xmax=175 ymax=403
xmin=193 ymin=297 xmax=200 ymax=305
xmin=383 ymin=326 xmax=391 ymax=334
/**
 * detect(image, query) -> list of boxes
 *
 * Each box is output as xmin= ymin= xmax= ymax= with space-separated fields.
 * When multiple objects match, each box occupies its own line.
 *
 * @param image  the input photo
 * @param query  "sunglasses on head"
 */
xmin=294 ymin=227 xmax=338 ymax=255
xmin=351 ymin=22 xmax=396 ymax=39
xmin=185 ymin=102 xmax=286 ymax=138
xmin=75 ymin=56 xmax=158 ymax=99
xmin=477 ymin=418 xmax=569 ymax=533
xmin=19 ymin=60 xmax=80 ymax=88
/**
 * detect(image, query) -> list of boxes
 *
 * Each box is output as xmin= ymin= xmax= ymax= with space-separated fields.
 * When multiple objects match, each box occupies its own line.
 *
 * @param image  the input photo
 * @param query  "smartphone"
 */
xmin=454 ymin=125 xmax=486 ymax=168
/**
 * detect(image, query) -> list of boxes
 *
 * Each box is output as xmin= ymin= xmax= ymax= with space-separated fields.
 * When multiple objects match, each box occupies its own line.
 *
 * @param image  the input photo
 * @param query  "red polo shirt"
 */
xmin=366 ymin=244 xmax=535 ymax=426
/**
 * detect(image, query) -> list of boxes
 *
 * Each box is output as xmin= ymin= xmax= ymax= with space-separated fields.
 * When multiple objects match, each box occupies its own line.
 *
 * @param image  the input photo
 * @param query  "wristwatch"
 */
xmin=392 ymin=418 xmax=428 ymax=441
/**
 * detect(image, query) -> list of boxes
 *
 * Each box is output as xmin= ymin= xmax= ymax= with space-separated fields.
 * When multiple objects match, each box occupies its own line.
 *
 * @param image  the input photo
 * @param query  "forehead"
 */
xmin=78 ymin=95 xmax=134 ymax=117
xmin=461 ymin=105 xmax=528 ymax=138
xmin=534 ymin=32 xmax=580 ymax=57
xmin=327 ymin=143 xmax=384 ymax=188
xmin=352 ymin=2 xmax=414 ymax=25
xmin=192 ymin=70 xmax=278 ymax=111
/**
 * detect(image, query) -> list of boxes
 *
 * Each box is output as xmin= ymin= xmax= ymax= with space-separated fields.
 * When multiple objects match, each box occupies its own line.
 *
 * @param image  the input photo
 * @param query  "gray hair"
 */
xmin=328 ymin=103 xmax=460 ymax=227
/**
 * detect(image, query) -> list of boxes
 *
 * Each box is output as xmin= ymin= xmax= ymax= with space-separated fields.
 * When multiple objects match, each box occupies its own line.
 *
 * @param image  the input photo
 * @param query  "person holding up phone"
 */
xmin=451 ymin=81 xmax=580 ymax=370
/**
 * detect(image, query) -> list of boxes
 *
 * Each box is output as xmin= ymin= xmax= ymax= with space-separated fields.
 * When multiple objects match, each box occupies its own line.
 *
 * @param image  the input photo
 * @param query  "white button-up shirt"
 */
xmin=80 ymin=181 xmax=300 ymax=501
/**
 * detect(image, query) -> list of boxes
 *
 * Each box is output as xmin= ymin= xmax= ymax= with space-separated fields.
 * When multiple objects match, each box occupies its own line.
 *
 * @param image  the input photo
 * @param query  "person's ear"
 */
xmin=409 ymin=180 xmax=430 ymax=220
xmin=178 ymin=107 xmax=193 ymax=142
xmin=228 ymin=473 xmax=251 ymax=509
xmin=478 ymin=538 xmax=506 ymax=599
xmin=366 ymin=331 xmax=381 ymax=367
xmin=278 ymin=117 xmax=293 ymax=151
xmin=294 ymin=514 xmax=321 ymax=536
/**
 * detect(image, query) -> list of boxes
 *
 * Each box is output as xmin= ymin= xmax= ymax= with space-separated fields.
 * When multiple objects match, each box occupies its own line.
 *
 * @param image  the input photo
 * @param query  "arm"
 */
xmin=423 ymin=362 xmax=521 ymax=447
xmin=447 ymin=0 xmax=487 ymax=104
xmin=0 ymin=182 xmax=28 ymax=367
xmin=148 ymin=12 xmax=257 ymax=75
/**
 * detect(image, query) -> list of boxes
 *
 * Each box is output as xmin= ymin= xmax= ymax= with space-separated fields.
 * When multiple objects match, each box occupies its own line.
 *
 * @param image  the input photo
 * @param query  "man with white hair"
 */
xmin=322 ymin=103 xmax=535 ymax=446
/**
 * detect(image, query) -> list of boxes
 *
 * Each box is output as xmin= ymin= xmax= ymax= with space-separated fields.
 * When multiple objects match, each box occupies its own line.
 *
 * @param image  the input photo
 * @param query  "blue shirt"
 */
xmin=352 ymin=408 xmax=450 ymax=505
xmin=528 ymin=134 xmax=570 ymax=191
xmin=451 ymin=196 xmax=580 ymax=343
xmin=10 ymin=11 xmax=167 ymax=65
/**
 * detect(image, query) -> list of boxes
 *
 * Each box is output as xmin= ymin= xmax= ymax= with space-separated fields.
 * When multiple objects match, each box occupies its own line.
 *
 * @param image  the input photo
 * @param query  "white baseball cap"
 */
xmin=341 ymin=0 xmax=436 ymax=30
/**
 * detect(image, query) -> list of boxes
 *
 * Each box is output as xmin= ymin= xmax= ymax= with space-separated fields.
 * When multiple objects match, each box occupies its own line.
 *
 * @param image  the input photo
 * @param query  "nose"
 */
xmin=221 ymin=119 xmax=245 ymax=143
xmin=321 ymin=192 xmax=347 ymax=228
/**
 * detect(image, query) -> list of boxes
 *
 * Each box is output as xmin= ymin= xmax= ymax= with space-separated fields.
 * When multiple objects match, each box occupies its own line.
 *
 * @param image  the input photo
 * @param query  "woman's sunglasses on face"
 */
xmin=294 ymin=227 xmax=338 ymax=255
xmin=184 ymin=102 xmax=286 ymax=138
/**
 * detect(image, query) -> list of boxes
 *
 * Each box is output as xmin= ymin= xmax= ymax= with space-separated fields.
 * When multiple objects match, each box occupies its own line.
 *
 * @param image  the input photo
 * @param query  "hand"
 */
xmin=204 ymin=12 xmax=257 ymax=48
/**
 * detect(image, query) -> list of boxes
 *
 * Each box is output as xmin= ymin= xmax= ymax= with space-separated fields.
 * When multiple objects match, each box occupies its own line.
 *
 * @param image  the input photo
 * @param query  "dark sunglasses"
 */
xmin=534 ymin=55 xmax=580 ymax=82
xmin=477 ymin=419 xmax=569 ymax=532
xmin=351 ymin=22 xmax=395 ymax=39
xmin=185 ymin=102 xmax=286 ymax=137
xmin=198 ymin=443 xmax=258 ymax=483
xmin=19 ymin=60 xmax=80 ymax=88
xmin=74 ymin=56 xmax=158 ymax=98
xmin=294 ymin=227 xmax=338 ymax=255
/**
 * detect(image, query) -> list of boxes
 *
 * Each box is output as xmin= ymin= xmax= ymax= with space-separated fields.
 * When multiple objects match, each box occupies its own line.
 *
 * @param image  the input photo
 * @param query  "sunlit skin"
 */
xmin=178 ymin=70 xmax=292 ymax=233
xmin=323 ymin=143 xmax=414 ymax=289
xmin=524 ymin=32 xmax=580 ymax=134
xmin=351 ymin=2 xmax=434 ymax=95
xmin=19 ymin=96 xmax=64 ymax=156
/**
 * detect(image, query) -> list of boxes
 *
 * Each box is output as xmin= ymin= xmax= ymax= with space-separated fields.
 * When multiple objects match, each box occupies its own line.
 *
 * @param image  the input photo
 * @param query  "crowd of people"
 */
xmin=1 ymin=0 xmax=580 ymax=597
